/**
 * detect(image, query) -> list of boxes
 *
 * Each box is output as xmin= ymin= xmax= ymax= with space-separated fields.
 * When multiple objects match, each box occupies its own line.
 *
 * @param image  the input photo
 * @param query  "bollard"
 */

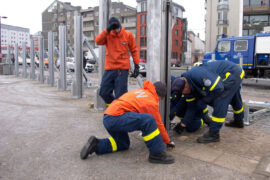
xmin=14 ymin=43 xmax=19 ymax=76
xmin=58 ymin=26 xmax=67 ymax=91
xmin=30 ymin=39 xmax=35 ymax=80
xmin=48 ymin=31 xmax=54 ymax=87
xmin=72 ymin=13 xmax=83 ymax=98
xmin=38 ymin=36 xmax=44 ymax=83
xmin=22 ymin=42 xmax=27 ymax=78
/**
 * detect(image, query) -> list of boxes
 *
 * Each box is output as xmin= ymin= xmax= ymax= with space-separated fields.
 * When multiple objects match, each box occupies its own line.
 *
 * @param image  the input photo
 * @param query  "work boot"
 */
xmin=225 ymin=119 xmax=244 ymax=128
xmin=80 ymin=136 xmax=98 ymax=160
xmin=148 ymin=151 xmax=175 ymax=164
xmin=197 ymin=131 xmax=220 ymax=143
xmin=203 ymin=114 xmax=211 ymax=126
xmin=174 ymin=123 xmax=185 ymax=135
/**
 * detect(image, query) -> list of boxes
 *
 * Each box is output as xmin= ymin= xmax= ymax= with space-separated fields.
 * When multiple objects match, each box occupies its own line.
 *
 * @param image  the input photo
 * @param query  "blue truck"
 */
xmin=203 ymin=33 xmax=270 ymax=77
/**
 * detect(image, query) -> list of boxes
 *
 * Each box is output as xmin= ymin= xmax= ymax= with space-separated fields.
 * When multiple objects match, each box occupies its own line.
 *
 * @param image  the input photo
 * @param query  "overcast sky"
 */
xmin=0 ymin=0 xmax=205 ymax=40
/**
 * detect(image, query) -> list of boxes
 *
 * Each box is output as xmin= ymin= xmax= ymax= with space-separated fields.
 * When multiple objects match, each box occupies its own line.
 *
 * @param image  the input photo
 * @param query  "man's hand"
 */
xmin=106 ymin=23 xmax=117 ymax=33
xmin=131 ymin=64 xmax=140 ymax=78
xmin=167 ymin=140 xmax=175 ymax=149
xmin=174 ymin=123 xmax=185 ymax=135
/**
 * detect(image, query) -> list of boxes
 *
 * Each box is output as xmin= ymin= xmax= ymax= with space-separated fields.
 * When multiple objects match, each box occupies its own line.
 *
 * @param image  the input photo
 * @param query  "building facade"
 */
xmin=81 ymin=2 xmax=137 ymax=50
xmin=136 ymin=0 xmax=186 ymax=66
xmin=1 ymin=24 xmax=30 ymax=47
xmin=205 ymin=0 xmax=243 ymax=52
xmin=42 ymin=0 xmax=81 ymax=52
xmin=243 ymin=0 xmax=270 ymax=36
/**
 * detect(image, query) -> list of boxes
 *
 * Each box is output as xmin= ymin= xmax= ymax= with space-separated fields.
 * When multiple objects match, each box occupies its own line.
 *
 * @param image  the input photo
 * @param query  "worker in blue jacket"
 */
xmin=172 ymin=60 xmax=245 ymax=143
xmin=170 ymin=76 xmax=210 ymax=135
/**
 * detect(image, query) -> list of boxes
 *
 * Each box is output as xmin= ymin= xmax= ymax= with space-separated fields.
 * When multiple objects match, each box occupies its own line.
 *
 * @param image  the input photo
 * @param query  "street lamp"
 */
xmin=0 ymin=16 xmax=8 ymax=62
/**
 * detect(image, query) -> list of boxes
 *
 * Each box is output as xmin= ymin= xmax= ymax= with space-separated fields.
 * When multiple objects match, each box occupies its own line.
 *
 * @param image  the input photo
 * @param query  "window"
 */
xmin=140 ymin=37 xmax=147 ymax=46
xmin=141 ymin=14 xmax=146 ymax=24
xmin=250 ymin=15 xmax=269 ymax=26
xmin=67 ymin=12 xmax=71 ymax=17
xmin=175 ymin=40 xmax=178 ymax=46
xmin=141 ymin=2 xmax=147 ymax=12
xmin=54 ymin=23 xmax=57 ymax=27
xmin=54 ymin=14 xmax=57 ymax=18
xmin=140 ymin=50 xmax=147 ymax=60
xmin=140 ymin=26 xmax=146 ymax=35
xmin=217 ymin=41 xmax=230 ymax=52
xmin=116 ymin=8 xmax=120 ymax=13
xmin=175 ymin=30 xmax=178 ymax=35
xmin=234 ymin=40 xmax=248 ymax=51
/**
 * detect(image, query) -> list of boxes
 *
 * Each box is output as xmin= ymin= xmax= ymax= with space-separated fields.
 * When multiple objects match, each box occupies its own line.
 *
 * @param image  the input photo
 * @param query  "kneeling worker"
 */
xmin=80 ymin=81 xmax=175 ymax=164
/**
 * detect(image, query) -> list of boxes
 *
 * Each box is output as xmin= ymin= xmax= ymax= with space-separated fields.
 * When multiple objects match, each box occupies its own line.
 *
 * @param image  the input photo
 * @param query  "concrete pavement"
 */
xmin=1 ymin=75 xmax=270 ymax=180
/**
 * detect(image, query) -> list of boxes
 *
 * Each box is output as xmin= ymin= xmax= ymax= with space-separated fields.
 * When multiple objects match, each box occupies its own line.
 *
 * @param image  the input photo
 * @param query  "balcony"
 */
xmin=243 ymin=22 xmax=270 ymax=29
xmin=83 ymin=26 xmax=94 ymax=31
xmin=217 ymin=4 xmax=229 ymax=10
xmin=83 ymin=16 xmax=94 ymax=22
xmin=244 ymin=5 xmax=270 ymax=14
xmin=122 ymin=22 xmax=136 ymax=28
xmin=58 ymin=17 xmax=65 ymax=22
xmin=217 ymin=20 xmax=228 ymax=25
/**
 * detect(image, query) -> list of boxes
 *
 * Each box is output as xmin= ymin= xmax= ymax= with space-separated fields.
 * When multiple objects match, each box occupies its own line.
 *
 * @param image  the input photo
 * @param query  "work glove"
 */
xmin=167 ymin=140 xmax=175 ymax=149
xmin=174 ymin=123 xmax=185 ymax=135
xmin=130 ymin=64 xmax=140 ymax=78
xmin=106 ymin=23 xmax=117 ymax=33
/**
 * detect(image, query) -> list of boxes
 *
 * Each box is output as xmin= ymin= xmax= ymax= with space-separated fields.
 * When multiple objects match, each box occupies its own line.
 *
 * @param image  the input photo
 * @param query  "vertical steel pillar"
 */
xmin=72 ymin=13 xmax=83 ymax=98
xmin=38 ymin=36 xmax=44 ymax=83
xmin=94 ymin=0 xmax=111 ymax=111
xmin=147 ymin=0 xmax=172 ymax=129
xmin=30 ymin=39 xmax=35 ymax=80
xmin=14 ymin=43 xmax=19 ymax=76
xmin=58 ymin=26 xmax=67 ymax=91
xmin=7 ymin=45 xmax=11 ymax=64
xmin=22 ymin=42 xmax=27 ymax=78
xmin=48 ymin=31 xmax=54 ymax=86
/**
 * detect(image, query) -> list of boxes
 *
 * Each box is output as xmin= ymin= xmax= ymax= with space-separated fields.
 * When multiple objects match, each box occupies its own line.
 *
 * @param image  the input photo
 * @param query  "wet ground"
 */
xmin=1 ymin=74 xmax=270 ymax=180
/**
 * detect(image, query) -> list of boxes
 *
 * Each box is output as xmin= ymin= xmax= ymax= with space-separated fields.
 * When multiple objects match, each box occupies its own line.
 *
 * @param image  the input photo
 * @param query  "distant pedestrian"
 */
xmin=95 ymin=17 xmax=140 ymax=106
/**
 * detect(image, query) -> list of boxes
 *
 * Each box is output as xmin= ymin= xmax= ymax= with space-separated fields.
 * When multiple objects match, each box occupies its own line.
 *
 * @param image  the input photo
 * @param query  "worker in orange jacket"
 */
xmin=95 ymin=17 xmax=140 ymax=105
xmin=80 ymin=81 xmax=175 ymax=164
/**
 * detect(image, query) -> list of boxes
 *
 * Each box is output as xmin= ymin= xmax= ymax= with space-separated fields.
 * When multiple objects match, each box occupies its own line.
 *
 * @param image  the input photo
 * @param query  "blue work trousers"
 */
xmin=99 ymin=70 xmax=128 ymax=104
xmin=96 ymin=112 xmax=165 ymax=155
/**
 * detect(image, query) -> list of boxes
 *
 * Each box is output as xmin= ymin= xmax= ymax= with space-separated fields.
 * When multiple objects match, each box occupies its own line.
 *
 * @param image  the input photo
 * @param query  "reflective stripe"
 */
xmin=170 ymin=96 xmax=172 ymax=99
xmin=181 ymin=94 xmax=185 ymax=98
xmin=212 ymin=116 xmax=225 ymax=123
xmin=210 ymin=76 xmax=221 ymax=91
xmin=174 ymin=95 xmax=177 ymax=98
xmin=202 ymin=87 xmax=206 ymax=91
xmin=201 ymin=119 xmax=204 ymax=127
xmin=109 ymin=137 xmax=117 ymax=152
xmin=233 ymin=107 xmax=243 ymax=114
xmin=178 ymin=117 xmax=183 ymax=120
xmin=240 ymin=70 xmax=245 ymax=79
xmin=186 ymin=98 xmax=195 ymax=102
xmin=223 ymin=72 xmax=231 ymax=81
xmin=143 ymin=128 xmax=160 ymax=141
xmin=203 ymin=107 xmax=208 ymax=114
xmin=106 ymin=104 xmax=110 ymax=107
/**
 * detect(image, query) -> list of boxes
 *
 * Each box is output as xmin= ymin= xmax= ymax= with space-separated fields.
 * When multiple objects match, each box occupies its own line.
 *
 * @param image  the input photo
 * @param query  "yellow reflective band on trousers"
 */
xmin=143 ymin=128 xmax=160 ymax=142
xmin=109 ymin=137 xmax=117 ymax=152
xmin=181 ymin=94 xmax=185 ymax=98
xmin=106 ymin=104 xmax=110 ymax=107
xmin=223 ymin=72 xmax=231 ymax=81
xmin=233 ymin=107 xmax=243 ymax=114
xmin=186 ymin=98 xmax=196 ymax=102
xmin=201 ymin=119 xmax=204 ymax=127
xmin=203 ymin=107 xmax=208 ymax=114
xmin=210 ymin=76 xmax=221 ymax=91
xmin=240 ymin=70 xmax=245 ymax=79
xmin=178 ymin=117 xmax=183 ymax=120
xmin=212 ymin=116 xmax=225 ymax=123
xmin=170 ymin=96 xmax=172 ymax=99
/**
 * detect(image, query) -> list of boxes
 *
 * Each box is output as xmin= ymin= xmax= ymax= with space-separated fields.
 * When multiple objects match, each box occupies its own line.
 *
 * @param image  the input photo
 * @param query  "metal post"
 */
xmin=72 ymin=13 xmax=83 ymax=98
xmin=211 ymin=53 xmax=215 ymax=60
xmin=243 ymin=104 xmax=250 ymax=125
xmin=240 ymin=56 xmax=243 ymax=68
xmin=147 ymin=0 xmax=172 ymax=129
xmin=7 ymin=45 xmax=11 ymax=64
xmin=94 ymin=0 xmax=111 ymax=111
xmin=22 ymin=42 xmax=27 ymax=78
xmin=30 ymin=39 xmax=35 ymax=80
xmin=48 ymin=31 xmax=54 ymax=86
xmin=14 ymin=43 xmax=19 ymax=76
xmin=38 ymin=36 xmax=44 ymax=83
xmin=58 ymin=26 xmax=67 ymax=91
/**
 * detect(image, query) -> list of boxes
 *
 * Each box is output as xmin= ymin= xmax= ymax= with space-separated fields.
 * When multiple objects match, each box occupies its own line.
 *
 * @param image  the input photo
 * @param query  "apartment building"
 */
xmin=136 ymin=0 xmax=187 ymax=65
xmin=205 ymin=0 xmax=243 ymax=52
xmin=243 ymin=0 xmax=270 ymax=36
xmin=42 ymin=0 xmax=81 ymax=51
xmin=187 ymin=31 xmax=205 ymax=64
xmin=81 ymin=2 xmax=137 ymax=50
xmin=1 ymin=24 xmax=30 ymax=47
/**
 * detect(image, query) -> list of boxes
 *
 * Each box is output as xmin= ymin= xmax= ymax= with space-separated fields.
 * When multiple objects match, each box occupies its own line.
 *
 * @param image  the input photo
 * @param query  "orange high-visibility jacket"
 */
xmin=104 ymin=81 xmax=170 ymax=144
xmin=95 ymin=28 xmax=140 ymax=70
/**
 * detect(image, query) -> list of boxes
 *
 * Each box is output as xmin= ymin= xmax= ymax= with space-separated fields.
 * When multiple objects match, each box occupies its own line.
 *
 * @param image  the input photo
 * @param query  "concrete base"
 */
xmin=0 ymin=63 xmax=14 ymax=75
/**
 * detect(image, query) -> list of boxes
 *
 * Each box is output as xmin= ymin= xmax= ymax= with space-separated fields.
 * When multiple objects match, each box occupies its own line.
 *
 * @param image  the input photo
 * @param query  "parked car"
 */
xmin=85 ymin=62 xmax=94 ymax=73
xmin=18 ymin=56 xmax=31 ymax=65
xmin=66 ymin=57 xmax=75 ymax=72
xmin=139 ymin=59 xmax=146 ymax=76
xmin=35 ymin=54 xmax=49 ymax=67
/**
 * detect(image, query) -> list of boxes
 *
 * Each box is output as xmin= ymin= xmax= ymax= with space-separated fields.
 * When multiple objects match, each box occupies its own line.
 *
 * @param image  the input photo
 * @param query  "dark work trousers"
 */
xmin=210 ymin=86 xmax=244 ymax=134
xmin=95 ymin=112 xmax=166 ymax=155
xmin=99 ymin=70 xmax=128 ymax=104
